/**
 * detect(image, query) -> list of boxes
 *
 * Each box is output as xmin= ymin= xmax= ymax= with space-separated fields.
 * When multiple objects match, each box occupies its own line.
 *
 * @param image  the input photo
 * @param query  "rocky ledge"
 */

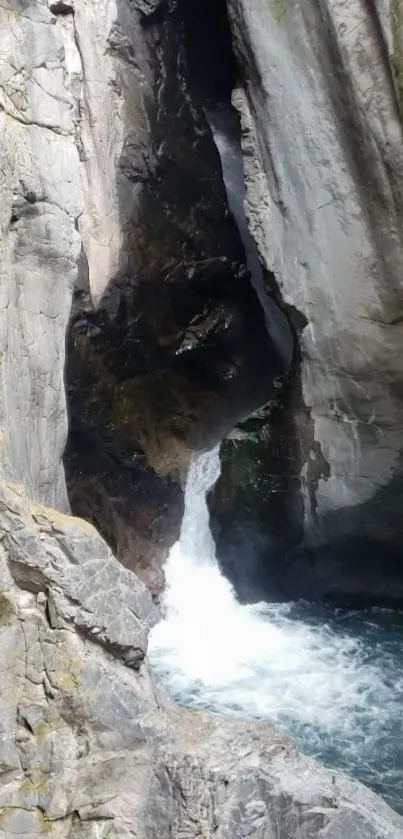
xmin=0 ymin=485 xmax=402 ymax=838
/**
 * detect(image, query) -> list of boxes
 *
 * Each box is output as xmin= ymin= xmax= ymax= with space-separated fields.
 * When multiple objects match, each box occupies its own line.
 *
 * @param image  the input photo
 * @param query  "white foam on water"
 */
xmin=148 ymin=448 xmax=403 ymax=808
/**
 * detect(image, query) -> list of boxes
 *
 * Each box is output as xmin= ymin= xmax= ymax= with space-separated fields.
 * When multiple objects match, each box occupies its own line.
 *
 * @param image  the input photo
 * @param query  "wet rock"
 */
xmin=210 ymin=374 xmax=304 ymax=603
xmin=278 ymin=540 xmax=403 ymax=608
xmin=1 ymin=0 xmax=403 ymax=831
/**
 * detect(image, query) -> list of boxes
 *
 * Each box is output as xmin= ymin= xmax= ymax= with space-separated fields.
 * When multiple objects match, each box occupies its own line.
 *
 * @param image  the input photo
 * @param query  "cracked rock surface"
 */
xmin=0 ymin=484 xmax=403 ymax=837
xmin=0 ymin=0 xmax=82 ymax=510
xmin=1 ymin=1 xmax=403 ymax=835
xmin=224 ymin=0 xmax=403 ymax=595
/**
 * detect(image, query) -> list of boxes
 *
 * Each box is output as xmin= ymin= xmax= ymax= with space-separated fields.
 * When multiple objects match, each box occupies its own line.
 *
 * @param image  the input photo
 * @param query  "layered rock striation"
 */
xmin=1 ymin=1 xmax=403 ymax=835
xmin=0 ymin=0 xmax=281 ymax=596
xmin=213 ymin=0 xmax=403 ymax=604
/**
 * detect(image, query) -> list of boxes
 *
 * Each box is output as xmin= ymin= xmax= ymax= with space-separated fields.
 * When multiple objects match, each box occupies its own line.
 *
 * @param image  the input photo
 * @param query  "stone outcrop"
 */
xmin=1 ymin=483 xmax=402 ymax=837
xmin=219 ymin=0 xmax=403 ymax=602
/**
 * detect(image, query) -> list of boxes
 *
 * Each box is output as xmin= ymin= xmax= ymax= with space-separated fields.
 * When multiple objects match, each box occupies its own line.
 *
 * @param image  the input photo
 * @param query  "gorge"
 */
xmin=1 ymin=0 xmax=403 ymax=836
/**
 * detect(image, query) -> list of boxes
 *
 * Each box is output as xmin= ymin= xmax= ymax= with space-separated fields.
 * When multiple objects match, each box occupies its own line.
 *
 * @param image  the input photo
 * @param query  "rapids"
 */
xmin=149 ymin=447 xmax=403 ymax=814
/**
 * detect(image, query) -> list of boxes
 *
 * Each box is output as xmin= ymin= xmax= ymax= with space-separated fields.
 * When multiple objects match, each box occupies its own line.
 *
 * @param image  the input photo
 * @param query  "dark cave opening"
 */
xmin=63 ymin=0 xmax=292 ymax=603
xmin=178 ymin=0 xmax=238 ymax=103
xmin=175 ymin=0 xmax=303 ymax=602
xmin=61 ymin=0 xmax=403 ymax=611
xmin=177 ymin=0 xmax=295 ymax=374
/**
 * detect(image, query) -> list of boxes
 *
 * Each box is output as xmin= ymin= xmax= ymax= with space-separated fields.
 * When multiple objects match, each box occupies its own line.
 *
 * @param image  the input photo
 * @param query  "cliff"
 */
xmin=1 ymin=0 xmax=403 ymax=836
xmin=212 ymin=0 xmax=403 ymax=605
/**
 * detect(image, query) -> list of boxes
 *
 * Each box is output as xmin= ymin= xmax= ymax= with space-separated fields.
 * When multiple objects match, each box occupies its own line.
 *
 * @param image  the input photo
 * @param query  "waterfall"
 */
xmin=149 ymin=449 xmax=403 ymax=812
xmin=150 ymin=446 xmax=243 ymax=683
xmin=174 ymin=445 xmax=221 ymax=566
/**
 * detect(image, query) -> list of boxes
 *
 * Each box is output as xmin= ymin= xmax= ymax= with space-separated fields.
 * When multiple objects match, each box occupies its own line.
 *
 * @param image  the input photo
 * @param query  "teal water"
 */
xmin=149 ymin=449 xmax=403 ymax=815
xmin=261 ymin=603 xmax=403 ymax=812
xmin=151 ymin=602 xmax=403 ymax=813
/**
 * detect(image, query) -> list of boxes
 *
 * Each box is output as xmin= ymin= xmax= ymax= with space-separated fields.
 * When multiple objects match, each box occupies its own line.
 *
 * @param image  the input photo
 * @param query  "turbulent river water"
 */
xmin=148 ymin=447 xmax=403 ymax=815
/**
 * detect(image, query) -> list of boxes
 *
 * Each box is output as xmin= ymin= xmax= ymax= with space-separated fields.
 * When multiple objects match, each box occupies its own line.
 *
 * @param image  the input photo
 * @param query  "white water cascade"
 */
xmin=149 ymin=447 xmax=403 ymax=811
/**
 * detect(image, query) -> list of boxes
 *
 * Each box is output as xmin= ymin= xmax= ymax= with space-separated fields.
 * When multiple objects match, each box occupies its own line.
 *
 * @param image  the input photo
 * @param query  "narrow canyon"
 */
xmin=0 ymin=0 xmax=403 ymax=836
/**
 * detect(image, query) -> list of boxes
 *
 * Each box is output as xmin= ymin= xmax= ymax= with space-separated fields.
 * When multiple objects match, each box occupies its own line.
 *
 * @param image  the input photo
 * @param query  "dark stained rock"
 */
xmin=277 ymin=540 xmax=403 ymax=609
xmin=64 ymin=0 xmax=281 ymax=595
xmin=222 ymin=0 xmax=403 ymax=605
xmin=209 ymin=364 xmax=304 ymax=604
xmin=135 ymin=0 xmax=166 ymax=20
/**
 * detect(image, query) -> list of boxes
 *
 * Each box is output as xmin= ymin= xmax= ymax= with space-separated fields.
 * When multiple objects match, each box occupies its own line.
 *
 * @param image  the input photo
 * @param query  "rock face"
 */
xmin=221 ymin=0 xmax=403 ymax=602
xmin=0 ymin=0 xmax=82 ymax=511
xmin=61 ymin=0 xmax=280 ymax=593
xmin=1 ymin=0 xmax=403 ymax=835
xmin=210 ymin=384 xmax=304 ymax=603
xmin=1 ymin=483 xmax=402 ymax=837
xmin=0 ymin=0 xmax=279 ymax=595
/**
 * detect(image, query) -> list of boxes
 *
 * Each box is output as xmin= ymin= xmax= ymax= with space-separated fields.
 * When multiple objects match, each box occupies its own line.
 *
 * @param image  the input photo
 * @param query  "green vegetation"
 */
xmin=0 ymin=592 xmax=15 ymax=626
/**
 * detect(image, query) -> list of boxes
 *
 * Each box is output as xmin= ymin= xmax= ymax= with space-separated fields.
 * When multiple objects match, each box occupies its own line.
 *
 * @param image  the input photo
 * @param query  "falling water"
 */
xmin=149 ymin=447 xmax=403 ymax=814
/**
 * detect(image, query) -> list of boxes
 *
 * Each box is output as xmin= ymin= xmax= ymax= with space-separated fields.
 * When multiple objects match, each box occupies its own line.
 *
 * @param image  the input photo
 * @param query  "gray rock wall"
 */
xmin=63 ymin=0 xmax=282 ymax=594
xmin=227 ymin=0 xmax=403 ymax=561
xmin=0 ymin=0 xmax=158 ymax=509
xmin=0 ymin=0 xmax=82 ymax=509
xmin=1 ymin=1 xmax=403 ymax=834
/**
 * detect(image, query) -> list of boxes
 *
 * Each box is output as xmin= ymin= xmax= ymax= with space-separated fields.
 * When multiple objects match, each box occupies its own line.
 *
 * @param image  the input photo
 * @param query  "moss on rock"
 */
xmin=0 ymin=591 xmax=15 ymax=626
